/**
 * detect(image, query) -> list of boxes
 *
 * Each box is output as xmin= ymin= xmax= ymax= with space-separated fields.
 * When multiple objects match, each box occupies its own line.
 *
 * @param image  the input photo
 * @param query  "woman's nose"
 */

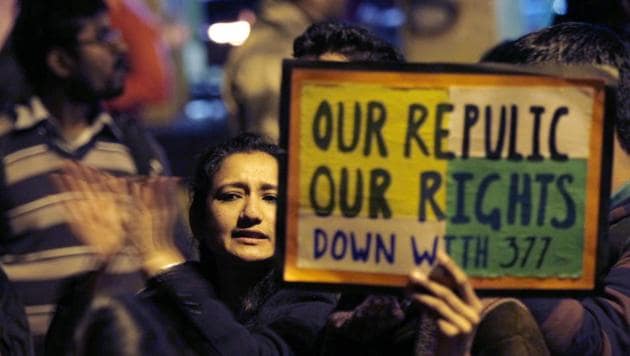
xmin=239 ymin=198 xmax=262 ymax=225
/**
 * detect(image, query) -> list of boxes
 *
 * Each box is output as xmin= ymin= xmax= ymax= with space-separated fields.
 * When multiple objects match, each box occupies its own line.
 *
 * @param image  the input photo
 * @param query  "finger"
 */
xmin=156 ymin=177 xmax=179 ymax=211
xmin=411 ymin=293 xmax=475 ymax=334
xmin=142 ymin=177 xmax=156 ymax=207
xmin=63 ymin=161 xmax=96 ymax=187
xmin=437 ymin=252 xmax=482 ymax=311
xmin=102 ymin=173 xmax=124 ymax=194
xmin=127 ymin=175 xmax=149 ymax=184
xmin=50 ymin=173 xmax=72 ymax=193
xmin=436 ymin=319 xmax=461 ymax=337
xmin=128 ymin=177 xmax=143 ymax=201
xmin=54 ymin=173 xmax=91 ymax=201
xmin=408 ymin=270 xmax=480 ymax=325
xmin=69 ymin=162 xmax=112 ymax=195
xmin=60 ymin=162 xmax=104 ymax=198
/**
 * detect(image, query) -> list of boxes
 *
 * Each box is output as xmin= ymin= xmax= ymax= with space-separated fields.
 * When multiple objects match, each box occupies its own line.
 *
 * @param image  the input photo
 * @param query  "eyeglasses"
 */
xmin=76 ymin=28 xmax=123 ymax=48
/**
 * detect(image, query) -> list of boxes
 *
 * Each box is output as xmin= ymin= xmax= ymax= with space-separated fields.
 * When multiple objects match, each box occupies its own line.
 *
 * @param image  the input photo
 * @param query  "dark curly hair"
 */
xmin=481 ymin=22 xmax=630 ymax=153
xmin=293 ymin=21 xmax=404 ymax=63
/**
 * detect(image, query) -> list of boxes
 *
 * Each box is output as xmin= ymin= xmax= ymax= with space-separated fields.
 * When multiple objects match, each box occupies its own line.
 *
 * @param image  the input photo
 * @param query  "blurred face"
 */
xmin=318 ymin=52 xmax=348 ymax=61
xmin=206 ymin=152 xmax=278 ymax=262
xmin=324 ymin=0 xmax=348 ymax=19
xmin=301 ymin=0 xmax=347 ymax=21
xmin=0 ymin=0 xmax=18 ymax=49
xmin=67 ymin=11 xmax=128 ymax=100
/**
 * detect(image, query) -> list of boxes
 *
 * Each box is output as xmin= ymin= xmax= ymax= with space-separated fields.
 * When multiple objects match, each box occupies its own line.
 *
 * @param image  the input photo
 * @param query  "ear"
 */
xmin=46 ymin=48 xmax=76 ymax=78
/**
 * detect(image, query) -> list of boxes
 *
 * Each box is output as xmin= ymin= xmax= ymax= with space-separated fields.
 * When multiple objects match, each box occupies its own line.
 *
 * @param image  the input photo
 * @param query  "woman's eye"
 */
xmin=263 ymin=194 xmax=278 ymax=203
xmin=217 ymin=192 xmax=241 ymax=202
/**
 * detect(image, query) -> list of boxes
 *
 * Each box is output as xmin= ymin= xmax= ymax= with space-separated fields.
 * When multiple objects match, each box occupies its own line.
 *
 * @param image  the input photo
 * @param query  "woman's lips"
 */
xmin=231 ymin=229 xmax=269 ymax=240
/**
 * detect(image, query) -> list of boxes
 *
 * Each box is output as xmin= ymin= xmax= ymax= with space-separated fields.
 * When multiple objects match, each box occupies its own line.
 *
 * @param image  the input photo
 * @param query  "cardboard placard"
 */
xmin=279 ymin=61 xmax=612 ymax=290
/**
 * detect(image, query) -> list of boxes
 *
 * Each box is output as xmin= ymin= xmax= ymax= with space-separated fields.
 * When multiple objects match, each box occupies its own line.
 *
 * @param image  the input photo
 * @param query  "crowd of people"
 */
xmin=0 ymin=0 xmax=627 ymax=355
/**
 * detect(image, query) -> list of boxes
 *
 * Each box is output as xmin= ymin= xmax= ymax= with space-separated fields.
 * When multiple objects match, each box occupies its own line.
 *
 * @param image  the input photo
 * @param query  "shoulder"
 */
xmin=111 ymin=112 xmax=170 ymax=176
xmin=252 ymin=288 xmax=336 ymax=354
xmin=260 ymin=287 xmax=337 ymax=327
xmin=140 ymin=262 xmax=210 ymax=301
xmin=267 ymin=287 xmax=338 ymax=306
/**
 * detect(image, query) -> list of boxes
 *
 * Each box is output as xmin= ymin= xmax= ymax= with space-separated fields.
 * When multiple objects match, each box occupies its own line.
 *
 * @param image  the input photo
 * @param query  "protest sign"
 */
xmin=278 ymin=61 xmax=612 ymax=290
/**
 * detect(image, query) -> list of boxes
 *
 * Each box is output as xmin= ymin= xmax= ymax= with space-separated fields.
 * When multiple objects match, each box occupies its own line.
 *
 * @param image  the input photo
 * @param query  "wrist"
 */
xmin=142 ymin=250 xmax=185 ymax=277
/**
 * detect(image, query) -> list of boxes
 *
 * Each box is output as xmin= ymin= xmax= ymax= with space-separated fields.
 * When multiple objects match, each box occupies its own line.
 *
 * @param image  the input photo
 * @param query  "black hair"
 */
xmin=76 ymin=296 xmax=180 ymax=356
xmin=481 ymin=22 xmax=630 ymax=152
xmin=45 ymin=270 xmax=179 ymax=356
xmin=189 ymin=133 xmax=282 ymax=254
xmin=553 ymin=0 xmax=630 ymax=32
xmin=11 ymin=0 xmax=108 ymax=88
xmin=293 ymin=21 xmax=405 ymax=63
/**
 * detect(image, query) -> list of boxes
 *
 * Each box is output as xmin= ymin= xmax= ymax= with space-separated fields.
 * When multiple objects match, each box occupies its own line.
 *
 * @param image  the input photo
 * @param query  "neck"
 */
xmin=213 ymin=255 xmax=272 ymax=311
xmin=38 ymin=87 xmax=97 ymax=142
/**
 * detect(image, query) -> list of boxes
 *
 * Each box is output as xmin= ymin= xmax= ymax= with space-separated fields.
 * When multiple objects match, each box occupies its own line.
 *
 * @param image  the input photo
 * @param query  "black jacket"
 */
xmin=140 ymin=262 xmax=337 ymax=356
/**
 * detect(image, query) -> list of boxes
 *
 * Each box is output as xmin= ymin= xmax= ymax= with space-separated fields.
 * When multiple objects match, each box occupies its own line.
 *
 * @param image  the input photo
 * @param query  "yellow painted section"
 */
xmin=299 ymin=83 xmax=450 ymax=220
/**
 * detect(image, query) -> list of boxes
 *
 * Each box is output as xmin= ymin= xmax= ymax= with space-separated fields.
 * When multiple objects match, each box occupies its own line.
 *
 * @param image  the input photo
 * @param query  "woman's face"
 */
xmin=206 ymin=151 xmax=278 ymax=262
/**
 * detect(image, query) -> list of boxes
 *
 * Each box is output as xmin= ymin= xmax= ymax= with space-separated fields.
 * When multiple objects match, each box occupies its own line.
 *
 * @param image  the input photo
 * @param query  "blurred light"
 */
xmin=552 ymin=0 xmax=567 ymax=15
xmin=238 ymin=9 xmax=256 ymax=25
xmin=207 ymin=21 xmax=251 ymax=46
xmin=357 ymin=4 xmax=405 ymax=28
xmin=184 ymin=99 xmax=227 ymax=122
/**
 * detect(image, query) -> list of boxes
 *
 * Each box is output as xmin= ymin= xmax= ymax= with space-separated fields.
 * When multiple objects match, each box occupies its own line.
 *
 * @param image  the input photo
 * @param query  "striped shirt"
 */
xmin=0 ymin=97 xmax=164 ymax=339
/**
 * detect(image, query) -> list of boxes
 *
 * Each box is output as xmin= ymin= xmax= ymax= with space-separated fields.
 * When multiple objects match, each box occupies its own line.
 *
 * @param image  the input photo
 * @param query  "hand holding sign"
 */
xmin=407 ymin=251 xmax=482 ymax=356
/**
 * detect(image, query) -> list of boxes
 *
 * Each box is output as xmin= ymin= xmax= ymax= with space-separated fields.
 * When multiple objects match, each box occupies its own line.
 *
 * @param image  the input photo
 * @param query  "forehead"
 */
xmin=213 ymin=152 xmax=278 ymax=186
xmin=318 ymin=52 xmax=349 ymax=62
xmin=76 ymin=11 xmax=111 ymax=37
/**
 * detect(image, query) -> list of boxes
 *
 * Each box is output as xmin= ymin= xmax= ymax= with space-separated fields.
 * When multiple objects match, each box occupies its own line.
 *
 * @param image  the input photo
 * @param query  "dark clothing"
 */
xmin=45 ymin=270 xmax=184 ymax=356
xmin=140 ymin=262 xmax=337 ymax=355
xmin=0 ymin=267 xmax=32 ymax=356
xmin=521 ymin=197 xmax=630 ymax=356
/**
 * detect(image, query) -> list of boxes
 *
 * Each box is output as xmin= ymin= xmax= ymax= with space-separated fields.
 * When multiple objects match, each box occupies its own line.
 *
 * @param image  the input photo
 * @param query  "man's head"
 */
xmin=12 ymin=0 xmax=128 ymax=101
xmin=293 ymin=21 xmax=404 ymax=63
xmin=481 ymin=22 xmax=630 ymax=153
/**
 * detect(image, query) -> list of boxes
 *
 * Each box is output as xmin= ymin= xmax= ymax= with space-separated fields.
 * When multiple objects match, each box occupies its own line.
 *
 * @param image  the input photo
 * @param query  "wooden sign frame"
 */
xmin=278 ymin=60 xmax=612 ymax=291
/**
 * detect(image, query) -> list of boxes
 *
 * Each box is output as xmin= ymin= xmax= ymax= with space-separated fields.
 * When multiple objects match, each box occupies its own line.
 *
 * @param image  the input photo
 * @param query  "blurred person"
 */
xmin=0 ymin=0 xmax=19 ymax=48
xmin=292 ymin=21 xmax=405 ymax=62
xmin=482 ymin=22 xmax=630 ymax=356
xmin=51 ymin=133 xmax=338 ymax=355
xmin=105 ymin=0 xmax=175 ymax=115
xmin=0 ymin=1 xmax=35 ymax=355
xmin=45 ymin=256 xmax=181 ymax=355
xmin=222 ymin=0 xmax=348 ymax=142
xmin=0 ymin=0 xmax=190 ymax=351
xmin=47 ymin=294 xmax=181 ymax=356
xmin=0 ymin=0 xmax=30 ymax=112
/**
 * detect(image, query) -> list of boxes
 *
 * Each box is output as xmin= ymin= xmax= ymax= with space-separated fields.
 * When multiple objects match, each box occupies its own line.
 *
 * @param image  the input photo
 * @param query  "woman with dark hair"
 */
xmin=50 ymin=133 xmax=336 ymax=355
